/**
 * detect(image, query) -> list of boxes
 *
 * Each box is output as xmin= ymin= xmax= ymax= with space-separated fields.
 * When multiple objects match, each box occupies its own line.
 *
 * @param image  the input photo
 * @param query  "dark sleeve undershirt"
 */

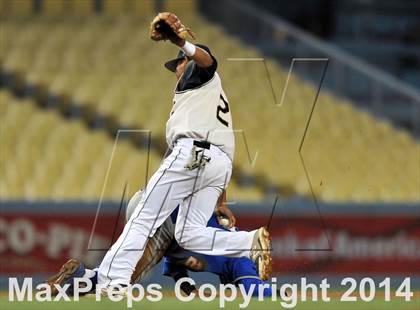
xmin=176 ymin=55 xmax=218 ymax=92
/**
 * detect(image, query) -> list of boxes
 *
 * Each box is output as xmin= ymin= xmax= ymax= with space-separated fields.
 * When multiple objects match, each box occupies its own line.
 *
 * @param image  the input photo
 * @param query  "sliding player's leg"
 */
xmin=228 ymin=257 xmax=273 ymax=297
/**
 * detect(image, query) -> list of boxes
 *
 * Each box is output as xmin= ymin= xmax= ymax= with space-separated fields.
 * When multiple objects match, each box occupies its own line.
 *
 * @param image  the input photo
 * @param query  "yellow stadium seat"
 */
xmin=69 ymin=0 xmax=94 ymax=16
xmin=132 ymin=0 xmax=155 ymax=18
xmin=42 ymin=0 xmax=66 ymax=16
xmin=103 ymin=0 xmax=130 ymax=16
xmin=4 ymin=0 xmax=33 ymax=17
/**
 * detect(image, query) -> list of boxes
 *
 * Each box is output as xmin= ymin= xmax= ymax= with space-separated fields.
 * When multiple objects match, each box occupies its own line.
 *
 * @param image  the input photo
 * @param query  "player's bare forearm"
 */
xmin=171 ymin=38 xmax=214 ymax=68
xmin=215 ymin=190 xmax=236 ymax=228
xmin=217 ymin=190 xmax=227 ymax=208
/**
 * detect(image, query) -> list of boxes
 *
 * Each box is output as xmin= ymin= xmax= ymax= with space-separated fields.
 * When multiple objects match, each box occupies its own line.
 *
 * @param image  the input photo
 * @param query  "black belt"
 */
xmin=193 ymin=140 xmax=210 ymax=149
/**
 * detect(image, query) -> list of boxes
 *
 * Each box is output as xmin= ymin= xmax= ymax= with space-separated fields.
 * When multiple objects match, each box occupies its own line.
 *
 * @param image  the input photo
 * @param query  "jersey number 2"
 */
xmin=217 ymin=94 xmax=230 ymax=127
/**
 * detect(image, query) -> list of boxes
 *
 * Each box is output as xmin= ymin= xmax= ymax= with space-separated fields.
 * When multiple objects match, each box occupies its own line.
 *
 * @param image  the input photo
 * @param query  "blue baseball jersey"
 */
xmin=163 ymin=208 xmax=272 ymax=296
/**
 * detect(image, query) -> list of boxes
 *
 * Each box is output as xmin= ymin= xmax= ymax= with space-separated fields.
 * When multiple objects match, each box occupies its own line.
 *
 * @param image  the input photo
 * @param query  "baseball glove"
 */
xmin=149 ymin=12 xmax=195 ymax=42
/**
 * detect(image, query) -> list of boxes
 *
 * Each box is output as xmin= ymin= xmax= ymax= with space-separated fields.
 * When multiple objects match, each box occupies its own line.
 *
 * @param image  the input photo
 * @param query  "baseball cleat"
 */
xmin=46 ymin=259 xmax=85 ymax=296
xmin=250 ymin=226 xmax=273 ymax=281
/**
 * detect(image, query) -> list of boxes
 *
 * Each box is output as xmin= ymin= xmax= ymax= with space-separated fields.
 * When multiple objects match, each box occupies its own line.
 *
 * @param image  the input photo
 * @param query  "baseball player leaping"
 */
xmin=97 ymin=12 xmax=272 ymax=289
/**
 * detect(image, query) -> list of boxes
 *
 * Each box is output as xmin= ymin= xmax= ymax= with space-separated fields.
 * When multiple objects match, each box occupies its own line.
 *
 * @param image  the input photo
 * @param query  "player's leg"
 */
xmin=47 ymin=223 xmax=173 ymax=294
xmin=167 ymin=254 xmax=273 ymax=297
xmin=175 ymin=185 xmax=255 ymax=257
xmin=46 ymin=259 xmax=97 ymax=295
xmin=97 ymin=147 xmax=186 ymax=286
xmin=97 ymin=143 xmax=212 ymax=286
xmin=164 ymin=251 xmax=274 ymax=297
xmin=229 ymin=257 xmax=273 ymax=297
xmin=46 ymin=190 xmax=174 ymax=295
xmin=98 ymin=139 xmax=267 ymax=287
xmin=47 ymin=219 xmax=172 ymax=296
xmin=124 ymin=188 xmax=172 ymax=282
xmin=174 ymin=141 xmax=270 ymax=266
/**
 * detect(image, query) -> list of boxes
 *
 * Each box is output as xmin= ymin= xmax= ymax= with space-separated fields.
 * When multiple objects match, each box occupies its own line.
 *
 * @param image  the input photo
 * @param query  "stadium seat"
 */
xmin=0 ymin=0 xmax=33 ymax=17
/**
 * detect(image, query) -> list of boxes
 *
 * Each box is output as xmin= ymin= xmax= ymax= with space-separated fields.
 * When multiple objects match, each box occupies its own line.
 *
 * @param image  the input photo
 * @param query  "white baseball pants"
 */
xmin=97 ymin=138 xmax=255 ymax=286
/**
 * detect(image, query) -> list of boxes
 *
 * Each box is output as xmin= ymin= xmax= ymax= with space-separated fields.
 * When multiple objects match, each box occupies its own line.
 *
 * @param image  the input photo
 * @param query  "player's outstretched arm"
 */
xmin=171 ymin=38 xmax=214 ymax=68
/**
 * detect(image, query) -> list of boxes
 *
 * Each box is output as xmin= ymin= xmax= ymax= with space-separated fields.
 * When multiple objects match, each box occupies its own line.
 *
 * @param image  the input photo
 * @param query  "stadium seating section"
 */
xmin=1 ymin=0 xmax=418 ymax=202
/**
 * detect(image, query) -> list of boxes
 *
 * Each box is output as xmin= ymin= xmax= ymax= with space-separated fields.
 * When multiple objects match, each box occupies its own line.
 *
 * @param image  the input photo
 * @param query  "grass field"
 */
xmin=2 ymin=294 xmax=419 ymax=310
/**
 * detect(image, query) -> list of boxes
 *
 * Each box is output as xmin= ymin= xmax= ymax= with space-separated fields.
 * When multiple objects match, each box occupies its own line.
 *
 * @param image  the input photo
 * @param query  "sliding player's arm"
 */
xmin=215 ymin=190 xmax=236 ymax=228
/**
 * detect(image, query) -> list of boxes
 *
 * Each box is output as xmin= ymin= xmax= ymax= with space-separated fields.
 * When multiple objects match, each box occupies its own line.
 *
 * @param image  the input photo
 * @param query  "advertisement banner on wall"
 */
xmin=1 ymin=202 xmax=419 ymax=276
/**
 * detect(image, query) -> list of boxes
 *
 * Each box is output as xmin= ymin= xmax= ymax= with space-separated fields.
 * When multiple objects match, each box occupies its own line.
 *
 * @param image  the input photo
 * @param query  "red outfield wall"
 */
xmin=240 ymin=215 xmax=420 ymax=275
xmin=0 ymin=202 xmax=419 ymax=276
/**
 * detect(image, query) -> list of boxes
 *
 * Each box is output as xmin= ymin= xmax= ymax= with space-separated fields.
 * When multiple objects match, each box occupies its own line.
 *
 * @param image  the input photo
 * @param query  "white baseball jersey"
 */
xmin=166 ymin=72 xmax=235 ymax=161
xmin=97 ymin=54 xmax=255 ymax=287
